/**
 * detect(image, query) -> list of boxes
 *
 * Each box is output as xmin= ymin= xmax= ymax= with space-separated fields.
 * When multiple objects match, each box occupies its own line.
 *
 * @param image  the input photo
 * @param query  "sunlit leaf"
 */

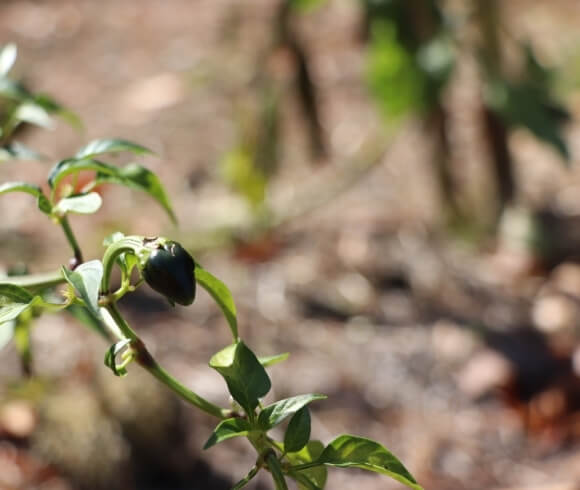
xmin=0 ymin=283 xmax=34 ymax=304
xmin=289 ymin=0 xmax=327 ymax=12
xmin=53 ymin=192 xmax=102 ymax=216
xmin=259 ymin=394 xmax=326 ymax=430
xmin=195 ymin=265 xmax=238 ymax=340
xmin=0 ymin=78 xmax=30 ymax=100
xmin=66 ymin=304 xmax=110 ymax=340
xmin=0 ymin=181 xmax=51 ymax=214
xmin=75 ymin=138 xmax=153 ymax=159
xmin=0 ymin=142 xmax=45 ymax=162
xmin=210 ymin=341 xmax=271 ymax=414
xmin=0 ymin=295 xmax=41 ymax=325
xmin=0 ymin=321 xmax=14 ymax=351
xmin=366 ymin=20 xmax=425 ymax=119
xmin=315 ymin=435 xmax=422 ymax=490
xmin=0 ymin=43 xmax=17 ymax=77
xmin=14 ymin=102 xmax=54 ymax=129
xmin=203 ymin=418 xmax=253 ymax=449
xmin=287 ymin=440 xmax=327 ymax=490
xmin=61 ymin=260 xmax=103 ymax=319
xmin=259 ymin=352 xmax=289 ymax=368
xmin=94 ymin=163 xmax=176 ymax=223
xmin=104 ymin=338 xmax=131 ymax=377
xmin=32 ymin=93 xmax=82 ymax=128
xmin=48 ymin=158 xmax=118 ymax=189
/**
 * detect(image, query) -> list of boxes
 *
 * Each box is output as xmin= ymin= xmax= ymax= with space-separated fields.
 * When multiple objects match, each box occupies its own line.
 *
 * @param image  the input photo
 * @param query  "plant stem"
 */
xmin=105 ymin=303 xmax=229 ymax=420
xmin=266 ymin=452 xmax=288 ymax=490
xmin=59 ymin=216 xmax=83 ymax=266
xmin=0 ymin=270 xmax=65 ymax=290
xmin=232 ymin=465 xmax=260 ymax=490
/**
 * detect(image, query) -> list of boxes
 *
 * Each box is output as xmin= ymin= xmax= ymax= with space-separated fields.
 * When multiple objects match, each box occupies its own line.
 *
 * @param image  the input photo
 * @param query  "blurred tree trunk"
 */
xmin=276 ymin=0 xmax=327 ymax=162
xmin=476 ymin=0 xmax=515 ymax=226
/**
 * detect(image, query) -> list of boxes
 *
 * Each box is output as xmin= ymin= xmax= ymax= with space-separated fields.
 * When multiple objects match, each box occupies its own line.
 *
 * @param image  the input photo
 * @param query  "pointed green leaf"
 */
xmin=259 ymin=394 xmax=326 ymax=430
xmin=75 ymin=139 xmax=153 ymax=159
xmin=0 ymin=181 xmax=51 ymax=214
xmin=61 ymin=260 xmax=103 ymax=319
xmin=287 ymin=440 xmax=327 ymax=490
xmin=259 ymin=352 xmax=289 ymax=368
xmin=0 ymin=297 xmax=41 ymax=325
xmin=53 ymin=192 xmax=102 ymax=216
xmin=316 ymin=435 xmax=422 ymax=490
xmin=14 ymin=102 xmax=54 ymax=129
xmin=48 ymin=157 xmax=175 ymax=222
xmin=0 ymin=43 xmax=17 ymax=76
xmin=94 ymin=163 xmax=176 ymax=223
xmin=284 ymin=407 xmax=311 ymax=453
xmin=0 ymin=78 xmax=30 ymax=100
xmin=0 ymin=142 xmax=45 ymax=162
xmin=0 ymin=321 xmax=15 ymax=351
xmin=266 ymin=452 xmax=288 ymax=490
xmin=209 ymin=341 xmax=271 ymax=414
xmin=0 ymin=283 xmax=34 ymax=304
xmin=66 ymin=304 xmax=110 ymax=340
xmin=195 ymin=265 xmax=238 ymax=340
xmin=203 ymin=417 xmax=253 ymax=449
xmin=104 ymin=338 xmax=131 ymax=377
xmin=32 ymin=94 xmax=82 ymax=128
xmin=48 ymin=157 xmax=118 ymax=189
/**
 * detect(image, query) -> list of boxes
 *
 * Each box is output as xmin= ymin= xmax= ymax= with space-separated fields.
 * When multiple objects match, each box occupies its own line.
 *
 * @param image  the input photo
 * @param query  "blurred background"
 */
xmin=1 ymin=0 xmax=580 ymax=489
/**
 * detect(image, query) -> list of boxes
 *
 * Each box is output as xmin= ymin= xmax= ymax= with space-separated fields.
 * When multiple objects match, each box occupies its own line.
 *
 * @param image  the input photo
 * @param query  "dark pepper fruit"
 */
xmin=142 ymin=241 xmax=196 ymax=306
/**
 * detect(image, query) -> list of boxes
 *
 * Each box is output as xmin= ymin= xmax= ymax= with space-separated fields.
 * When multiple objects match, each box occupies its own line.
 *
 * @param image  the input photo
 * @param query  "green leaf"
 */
xmin=266 ymin=452 xmax=288 ymax=490
xmin=14 ymin=102 xmax=54 ymax=129
xmin=0 ymin=321 xmax=14 ymax=351
xmin=259 ymin=352 xmax=289 ymax=368
xmin=48 ymin=157 xmax=175 ymax=222
xmin=66 ymin=304 xmax=110 ymax=340
xmin=284 ymin=407 xmax=311 ymax=453
xmin=0 ymin=283 xmax=34 ymax=304
xmin=195 ymin=266 xmax=238 ymax=340
xmin=0 ymin=78 xmax=30 ymax=100
xmin=0 ymin=181 xmax=51 ymax=214
xmin=53 ymin=192 xmax=102 ymax=216
xmin=209 ymin=341 xmax=271 ymax=414
xmin=104 ymin=338 xmax=131 ymax=377
xmin=289 ymin=0 xmax=327 ymax=12
xmin=0 ymin=298 xmax=41 ymax=325
xmin=0 ymin=142 xmax=45 ymax=162
xmin=94 ymin=163 xmax=176 ymax=223
xmin=203 ymin=417 xmax=253 ymax=449
xmin=48 ymin=157 xmax=118 ymax=189
xmin=316 ymin=435 xmax=422 ymax=490
xmin=220 ymin=147 xmax=267 ymax=209
xmin=32 ymin=94 xmax=82 ymax=128
xmin=484 ymin=67 xmax=571 ymax=161
xmin=75 ymin=138 xmax=153 ymax=159
xmin=287 ymin=440 xmax=327 ymax=490
xmin=0 ymin=43 xmax=17 ymax=77
xmin=258 ymin=394 xmax=326 ymax=430
xmin=366 ymin=20 xmax=426 ymax=119
xmin=61 ymin=260 xmax=103 ymax=319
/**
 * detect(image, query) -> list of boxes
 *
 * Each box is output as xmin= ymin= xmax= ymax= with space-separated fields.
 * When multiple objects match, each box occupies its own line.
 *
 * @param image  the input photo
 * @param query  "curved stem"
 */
xmin=105 ymin=303 xmax=228 ymax=420
xmin=232 ymin=465 xmax=260 ymax=490
xmin=59 ymin=216 xmax=83 ymax=266
xmin=0 ymin=270 xmax=65 ymax=290
xmin=100 ymin=236 xmax=144 ymax=293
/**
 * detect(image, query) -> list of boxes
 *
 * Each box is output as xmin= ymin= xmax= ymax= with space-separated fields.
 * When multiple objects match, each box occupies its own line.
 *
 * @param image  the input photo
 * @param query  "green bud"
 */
xmin=142 ymin=241 xmax=196 ymax=306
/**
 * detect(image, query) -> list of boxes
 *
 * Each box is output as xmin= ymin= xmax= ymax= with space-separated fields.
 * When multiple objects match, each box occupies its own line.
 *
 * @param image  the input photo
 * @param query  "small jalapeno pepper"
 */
xmin=142 ymin=241 xmax=196 ymax=306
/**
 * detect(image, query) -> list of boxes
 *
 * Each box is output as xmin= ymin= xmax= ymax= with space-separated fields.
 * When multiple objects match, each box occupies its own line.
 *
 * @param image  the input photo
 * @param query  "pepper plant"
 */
xmin=0 ymin=44 xmax=422 ymax=490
